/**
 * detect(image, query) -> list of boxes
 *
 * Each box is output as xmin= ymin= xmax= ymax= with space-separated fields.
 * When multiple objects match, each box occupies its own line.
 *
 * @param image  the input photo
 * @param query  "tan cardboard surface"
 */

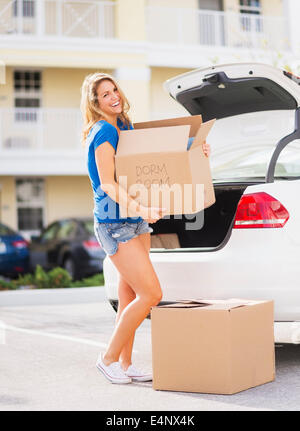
xmin=229 ymin=301 xmax=275 ymax=393
xmin=115 ymin=115 xmax=216 ymax=216
xmin=151 ymin=298 xmax=275 ymax=394
xmin=151 ymin=307 xmax=233 ymax=394
xmin=159 ymin=298 xmax=264 ymax=310
xmin=116 ymin=151 xmax=192 ymax=190
xmin=133 ymin=114 xmax=203 ymax=138
xmin=117 ymin=125 xmax=191 ymax=156
xmin=150 ymin=233 xmax=180 ymax=249
xmin=190 ymin=118 xmax=216 ymax=150
xmin=116 ymin=151 xmax=193 ymax=214
xmin=188 ymin=145 xmax=215 ymax=208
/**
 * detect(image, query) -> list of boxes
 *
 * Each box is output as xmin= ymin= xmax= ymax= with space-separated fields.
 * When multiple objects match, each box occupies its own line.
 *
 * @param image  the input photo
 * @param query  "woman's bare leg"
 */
xmin=115 ymin=277 xmax=136 ymax=369
xmin=117 ymin=233 xmax=151 ymax=370
xmin=102 ymin=234 xmax=161 ymax=366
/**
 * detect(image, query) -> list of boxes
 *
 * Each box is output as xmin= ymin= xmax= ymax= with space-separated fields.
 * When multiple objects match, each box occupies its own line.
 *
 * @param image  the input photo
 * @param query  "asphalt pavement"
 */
xmin=0 ymin=287 xmax=300 ymax=411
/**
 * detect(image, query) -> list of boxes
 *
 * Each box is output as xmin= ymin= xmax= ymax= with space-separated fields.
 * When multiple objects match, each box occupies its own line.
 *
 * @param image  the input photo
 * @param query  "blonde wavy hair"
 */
xmin=80 ymin=72 xmax=131 ymax=146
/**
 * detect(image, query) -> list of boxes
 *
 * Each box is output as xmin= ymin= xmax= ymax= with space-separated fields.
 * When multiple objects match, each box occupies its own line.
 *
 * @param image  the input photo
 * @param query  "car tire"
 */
xmin=63 ymin=256 xmax=79 ymax=281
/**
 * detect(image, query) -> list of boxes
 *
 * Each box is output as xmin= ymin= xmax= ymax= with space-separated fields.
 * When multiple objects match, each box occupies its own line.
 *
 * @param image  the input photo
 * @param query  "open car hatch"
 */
xmin=165 ymin=63 xmax=300 ymax=183
xmin=164 ymin=63 xmax=300 ymax=122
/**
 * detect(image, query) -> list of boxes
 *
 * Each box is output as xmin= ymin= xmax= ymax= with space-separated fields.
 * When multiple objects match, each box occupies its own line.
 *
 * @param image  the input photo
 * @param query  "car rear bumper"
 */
xmin=108 ymin=299 xmax=300 ymax=345
xmin=103 ymin=228 xmax=300 ymax=322
xmin=0 ymin=256 xmax=29 ymax=276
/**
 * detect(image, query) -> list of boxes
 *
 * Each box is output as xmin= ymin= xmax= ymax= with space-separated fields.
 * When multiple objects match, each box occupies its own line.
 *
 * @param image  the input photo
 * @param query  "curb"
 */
xmin=0 ymin=286 xmax=105 ymax=307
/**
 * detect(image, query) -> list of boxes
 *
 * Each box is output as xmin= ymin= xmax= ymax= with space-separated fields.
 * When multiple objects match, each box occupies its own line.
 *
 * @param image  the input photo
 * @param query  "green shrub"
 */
xmin=48 ymin=267 xmax=72 ymax=288
xmin=0 ymin=278 xmax=16 ymax=291
xmin=31 ymin=265 xmax=72 ymax=289
xmin=70 ymin=273 xmax=104 ymax=288
xmin=13 ymin=273 xmax=35 ymax=288
xmin=0 ymin=267 xmax=104 ymax=290
xmin=34 ymin=264 xmax=50 ymax=289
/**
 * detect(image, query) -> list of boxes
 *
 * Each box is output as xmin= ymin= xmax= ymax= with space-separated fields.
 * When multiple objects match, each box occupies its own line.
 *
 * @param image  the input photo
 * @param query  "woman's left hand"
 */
xmin=202 ymin=140 xmax=211 ymax=157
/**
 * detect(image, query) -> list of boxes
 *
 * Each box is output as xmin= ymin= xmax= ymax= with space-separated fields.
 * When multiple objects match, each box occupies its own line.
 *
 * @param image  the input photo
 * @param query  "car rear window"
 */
xmin=81 ymin=220 xmax=95 ymax=236
xmin=208 ymin=109 xmax=296 ymax=182
xmin=274 ymin=139 xmax=300 ymax=178
xmin=0 ymin=223 xmax=16 ymax=235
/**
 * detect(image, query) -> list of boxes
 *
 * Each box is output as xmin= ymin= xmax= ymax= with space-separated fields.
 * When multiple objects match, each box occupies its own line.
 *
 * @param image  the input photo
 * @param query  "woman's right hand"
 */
xmin=139 ymin=205 xmax=166 ymax=223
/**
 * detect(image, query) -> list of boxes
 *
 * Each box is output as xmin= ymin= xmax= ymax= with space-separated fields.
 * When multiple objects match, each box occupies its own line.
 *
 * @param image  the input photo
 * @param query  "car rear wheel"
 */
xmin=63 ymin=256 xmax=78 ymax=281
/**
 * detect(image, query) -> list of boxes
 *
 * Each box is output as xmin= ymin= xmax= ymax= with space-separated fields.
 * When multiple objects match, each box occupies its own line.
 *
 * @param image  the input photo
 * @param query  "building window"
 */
xmin=14 ymin=70 xmax=41 ymax=91
xmin=239 ymin=0 xmax=262 ymax=32
xmin=198 ymin=0 xmax=223 ymax=11
xmin=13 ymin=0 xmax=35 ymax=18
xmin=198 ymin=0 xmax=225 ymax=46
xmin=16 ymin=178 xmax=45 ymax=233
xmin=13 ymin=69 xmax=42 ymax=122
xmin=240 ymin=0 xmax=261 ymax=14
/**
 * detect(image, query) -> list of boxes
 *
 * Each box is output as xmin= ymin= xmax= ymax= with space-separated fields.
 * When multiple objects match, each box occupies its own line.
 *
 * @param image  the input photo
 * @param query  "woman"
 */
xmin=81 ymin=72 xmax=210 ymax=385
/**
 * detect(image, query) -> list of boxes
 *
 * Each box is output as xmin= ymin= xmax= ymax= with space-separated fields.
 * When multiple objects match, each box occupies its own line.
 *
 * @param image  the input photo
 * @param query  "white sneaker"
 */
xmin=124 ymin=364 xmax=152 ymax=382
xmin=96 ymin=354 xmax=132 ymax=384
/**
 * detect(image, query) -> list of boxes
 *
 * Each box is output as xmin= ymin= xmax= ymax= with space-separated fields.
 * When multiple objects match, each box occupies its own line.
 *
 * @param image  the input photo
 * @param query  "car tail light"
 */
xmin=233 ymin=192 xmax=289 ymax=229
xmin=83 ymin=240 xmax=101 ymax=250
xmin=14 ymin=266 xmax=24 ymax=272
xmin=12 ymin=239 xmax=28 ymax=249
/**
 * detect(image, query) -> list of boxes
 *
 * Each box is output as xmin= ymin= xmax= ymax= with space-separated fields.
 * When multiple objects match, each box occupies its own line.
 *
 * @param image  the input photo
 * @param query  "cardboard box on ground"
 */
xmin=115 ymin=115 xmax=216 ymax=219
xmin=151 ymin=299 xmax=275 ymax=394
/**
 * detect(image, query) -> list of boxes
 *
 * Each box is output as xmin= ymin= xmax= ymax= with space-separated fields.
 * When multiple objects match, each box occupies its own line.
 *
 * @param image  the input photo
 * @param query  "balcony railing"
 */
xmin=0 ymin=2 xmax=290 ymax=52
xmin=0 ymin=108 xmax=83 ymax=152
xmin=146 ymin=6 xmax=289 ymax=51
xmin=0 ymin=0 xmax=115 ymax=39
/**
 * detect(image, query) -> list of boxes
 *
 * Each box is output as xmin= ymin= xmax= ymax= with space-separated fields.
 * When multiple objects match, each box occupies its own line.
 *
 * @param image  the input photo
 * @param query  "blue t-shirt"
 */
xmin=187 ymin=137 xmax=194 ymax=150
xmin=86 ymin=118 xmax=143 ymax=223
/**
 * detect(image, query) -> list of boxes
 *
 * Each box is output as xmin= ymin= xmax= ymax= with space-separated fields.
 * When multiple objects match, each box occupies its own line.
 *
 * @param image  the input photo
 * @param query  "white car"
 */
xmin=104 ymin=63 xmax=300 ymax=344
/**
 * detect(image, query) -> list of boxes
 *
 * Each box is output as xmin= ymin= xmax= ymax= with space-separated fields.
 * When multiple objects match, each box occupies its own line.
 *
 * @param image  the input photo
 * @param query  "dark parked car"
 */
xmin=29 ymin=217 xmax=105 ymax=280
xmin=0 ymin=222 xmax=29 ymax=278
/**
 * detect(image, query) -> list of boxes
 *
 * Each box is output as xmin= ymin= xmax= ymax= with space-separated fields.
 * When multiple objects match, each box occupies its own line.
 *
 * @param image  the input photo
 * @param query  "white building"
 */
xmin=0 ymin=0 xmax=299 ymax=238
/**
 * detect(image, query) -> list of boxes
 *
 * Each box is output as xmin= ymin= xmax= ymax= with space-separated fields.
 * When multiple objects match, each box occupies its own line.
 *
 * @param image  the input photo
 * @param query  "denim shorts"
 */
xmin=94 ymin=219 xmax=153 ymax=256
